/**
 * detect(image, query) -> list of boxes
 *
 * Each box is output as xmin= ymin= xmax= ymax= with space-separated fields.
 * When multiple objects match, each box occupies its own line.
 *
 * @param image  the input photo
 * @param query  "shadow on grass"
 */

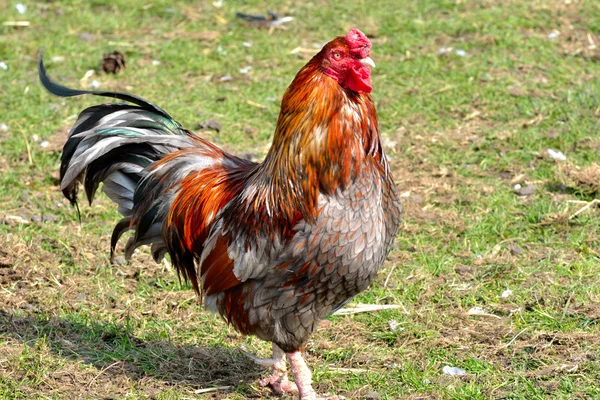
xmin=544 ymin=181 xmax=599 ymax=200
xmin=0 ymin=309 xmax=262 ymax=391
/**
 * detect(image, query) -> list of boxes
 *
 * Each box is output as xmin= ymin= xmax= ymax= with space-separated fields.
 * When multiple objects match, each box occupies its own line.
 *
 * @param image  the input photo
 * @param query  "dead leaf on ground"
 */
xmin=561 ymin=29 xmax=600 ymax=62
xmin=523 ymin=114 xmax=543 ymax=127
xmin=508 ymin=87 xmax=527 ymax=97
xmin=432 ymin=167 xmax=451 ymax=178
xmin=188 ymin=31 xmax=220 ymax=41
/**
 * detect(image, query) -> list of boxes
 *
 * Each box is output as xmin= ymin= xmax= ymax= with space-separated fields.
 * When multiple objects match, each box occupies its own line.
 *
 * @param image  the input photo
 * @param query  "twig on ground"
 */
xmin=383 ymin=265 xmax=396 ymax=287
xmin=423 ymin=84 xmax=455 ymax=97
xmin=193 ymin=386 xmax=234 ymax=394
xmin=328 ymin=366 xmax=369 ymax=373
xmin=335 ymin=304 xmax=402 ymax=315
xmin=87 ymin=361 xmax=122 ymax=388
xmin=16 ymin=123 xmax=33 ymax=165
xmin=3 ymin=21 xmax=30 ymax=26
xmin=488 ymin=238 xmax=517 ymax=257
xmin=569 ymin=199 xmax=600 ymax=220
xmin=499 ymin=327 xmax=529 ymax=349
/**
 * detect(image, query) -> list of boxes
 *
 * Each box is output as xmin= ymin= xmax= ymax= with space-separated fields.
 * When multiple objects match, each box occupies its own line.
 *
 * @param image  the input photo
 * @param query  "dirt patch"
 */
xmin=39 ymin=123 xmax=70 ymax=153
xmin=559 ymin=25 xmax=600 ymax=62
xmin=525 ymin=0 xmax=600 ymax=62
xmin=556 ymin=162 xmax=600 ymax=196
xmin=0 ymin=248 xmax=21 ymax=285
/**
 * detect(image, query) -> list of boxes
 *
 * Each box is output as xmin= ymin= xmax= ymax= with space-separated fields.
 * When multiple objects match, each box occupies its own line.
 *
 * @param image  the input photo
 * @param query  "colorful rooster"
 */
xmin=39 ymin=29 xmax=402 ymax=399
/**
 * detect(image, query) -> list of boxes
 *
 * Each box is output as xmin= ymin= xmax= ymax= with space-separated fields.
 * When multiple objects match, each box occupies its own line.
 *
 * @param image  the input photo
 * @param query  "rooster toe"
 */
xmin=259 ymin=374 xmax=298 ymax=395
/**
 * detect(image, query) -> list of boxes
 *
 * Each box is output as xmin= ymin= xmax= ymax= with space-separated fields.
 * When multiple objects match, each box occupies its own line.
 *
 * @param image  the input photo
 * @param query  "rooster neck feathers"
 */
xmin=243 ymin=50 xmax=385 ymax=226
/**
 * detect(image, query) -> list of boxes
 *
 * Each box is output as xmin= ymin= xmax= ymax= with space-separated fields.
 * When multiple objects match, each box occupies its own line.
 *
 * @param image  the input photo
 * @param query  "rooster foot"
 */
xmin=259 ymin=373 xmax=299 ymax=395
xmin=241 ymin=343 xmax=298 ymax=395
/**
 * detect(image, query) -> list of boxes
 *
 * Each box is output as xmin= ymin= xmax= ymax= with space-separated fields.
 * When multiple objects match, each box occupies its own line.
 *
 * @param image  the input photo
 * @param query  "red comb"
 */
xmin=345 ymin=29 xmax=371 ymax=58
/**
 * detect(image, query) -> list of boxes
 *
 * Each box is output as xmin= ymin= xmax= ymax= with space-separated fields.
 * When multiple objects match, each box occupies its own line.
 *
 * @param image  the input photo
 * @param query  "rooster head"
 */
xmin=321 ymin=29 xmax=375 ymax=94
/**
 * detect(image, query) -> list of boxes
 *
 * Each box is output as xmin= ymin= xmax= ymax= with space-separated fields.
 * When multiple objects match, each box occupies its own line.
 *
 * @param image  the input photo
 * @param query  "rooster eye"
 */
xmin=332 ymin=52 xmax=342 ymax=60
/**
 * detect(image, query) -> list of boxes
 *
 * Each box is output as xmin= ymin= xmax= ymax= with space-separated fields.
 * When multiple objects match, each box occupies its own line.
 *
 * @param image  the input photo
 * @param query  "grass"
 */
xmin=1 ymin=0 xmax=600 ymax=398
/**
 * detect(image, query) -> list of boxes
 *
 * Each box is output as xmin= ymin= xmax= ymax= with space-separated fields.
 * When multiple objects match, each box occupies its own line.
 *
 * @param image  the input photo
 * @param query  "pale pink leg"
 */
xmin=240 ymin=343 xmax=298 ymax=395
xmin=260 ymin=344 xmax=298 ymax=395
xmin=287 ymin=351 xmax=317 ymax=400
xmin=287 ymin=351 xmax=339 ymax=400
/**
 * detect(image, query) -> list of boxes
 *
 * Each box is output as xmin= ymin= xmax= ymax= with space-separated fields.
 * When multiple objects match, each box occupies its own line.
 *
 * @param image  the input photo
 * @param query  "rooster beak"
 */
xmin=360 ymin=57 xmax=376 ymax=68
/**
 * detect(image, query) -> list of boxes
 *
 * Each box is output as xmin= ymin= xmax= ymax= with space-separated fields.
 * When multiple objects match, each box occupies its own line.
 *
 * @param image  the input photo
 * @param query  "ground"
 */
xmin=1 ymin=0 xmax=600 ymax=399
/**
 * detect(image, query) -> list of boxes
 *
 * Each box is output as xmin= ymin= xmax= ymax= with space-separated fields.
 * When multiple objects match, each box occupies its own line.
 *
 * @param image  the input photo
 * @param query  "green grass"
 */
xmin=1 ymin=0 xmax=600 ymax=398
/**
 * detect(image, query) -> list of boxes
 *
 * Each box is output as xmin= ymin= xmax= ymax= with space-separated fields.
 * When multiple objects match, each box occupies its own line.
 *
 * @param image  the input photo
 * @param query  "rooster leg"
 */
xmin=287 ymin=351 xmax=338 ymax=400
xmin=241 ymin=344 xmax=298 ymax=395
xmin=261 ymin=344 xmax=298 ymax=395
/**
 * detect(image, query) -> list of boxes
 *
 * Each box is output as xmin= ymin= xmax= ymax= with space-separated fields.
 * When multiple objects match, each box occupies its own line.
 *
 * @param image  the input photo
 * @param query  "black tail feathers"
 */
xmin=38 ymin=54 xmax=172 ymax=119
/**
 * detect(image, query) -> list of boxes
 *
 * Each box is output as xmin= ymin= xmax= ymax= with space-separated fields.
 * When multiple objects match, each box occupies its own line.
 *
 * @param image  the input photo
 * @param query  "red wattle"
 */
xmin=345 ymin=65 xmax=372 ymax=93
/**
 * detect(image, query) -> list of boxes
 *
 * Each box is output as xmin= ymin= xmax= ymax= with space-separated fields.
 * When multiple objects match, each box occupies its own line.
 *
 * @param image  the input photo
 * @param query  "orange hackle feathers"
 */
xmin=252 ymin=38 xmax=384 ymax=222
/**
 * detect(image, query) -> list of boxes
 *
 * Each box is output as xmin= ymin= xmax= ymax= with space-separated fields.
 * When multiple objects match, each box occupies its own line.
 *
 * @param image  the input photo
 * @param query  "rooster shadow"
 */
xmin=0 ymin=309 xmax=262 ymax=391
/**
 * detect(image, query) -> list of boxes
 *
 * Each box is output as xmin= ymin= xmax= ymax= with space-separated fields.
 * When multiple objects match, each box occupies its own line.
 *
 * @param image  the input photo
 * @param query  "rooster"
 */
xmin=39 ymin=29 xmax=402 ymax=400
